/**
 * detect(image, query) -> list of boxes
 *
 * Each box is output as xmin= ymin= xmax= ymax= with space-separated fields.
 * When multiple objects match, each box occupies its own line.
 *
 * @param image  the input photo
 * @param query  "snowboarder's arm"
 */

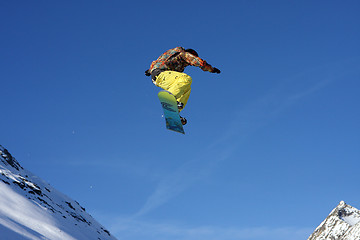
xmin=182 ymin=52 xmax=220 ymax=73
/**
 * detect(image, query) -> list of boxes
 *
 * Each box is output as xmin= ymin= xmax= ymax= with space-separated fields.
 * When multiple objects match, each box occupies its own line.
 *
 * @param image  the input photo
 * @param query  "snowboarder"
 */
xmin=145 ymin=47 xmax=221 ymax=125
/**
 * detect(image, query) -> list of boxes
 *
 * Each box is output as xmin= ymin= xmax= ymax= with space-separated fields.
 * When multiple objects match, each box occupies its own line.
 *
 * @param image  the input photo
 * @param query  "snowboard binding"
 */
xmin=177 ymin=102 xmax=184 ymax=111
xmin=180 ymin=116 xmax=187 ymax=125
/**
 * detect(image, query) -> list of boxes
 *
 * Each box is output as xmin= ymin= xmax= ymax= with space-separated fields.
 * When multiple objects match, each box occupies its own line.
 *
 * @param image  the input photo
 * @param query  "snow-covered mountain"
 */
xmin=308 ymin=201 xmax=360 ymax=240
xmin=0 ymin=145 xmax=117 ymax=240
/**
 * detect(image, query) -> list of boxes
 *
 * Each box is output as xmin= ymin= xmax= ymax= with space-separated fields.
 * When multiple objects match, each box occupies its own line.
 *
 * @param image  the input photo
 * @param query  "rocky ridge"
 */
xmin=308 ymin=201 xmax=360 ymax=240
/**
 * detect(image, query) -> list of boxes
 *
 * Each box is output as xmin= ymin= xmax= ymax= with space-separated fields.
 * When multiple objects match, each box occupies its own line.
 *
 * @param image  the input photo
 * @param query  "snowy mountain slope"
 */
xmin=0 ymin=145 xmax=117 ymax=240
xmin=308 ymin=201 xmax=360 ymax=240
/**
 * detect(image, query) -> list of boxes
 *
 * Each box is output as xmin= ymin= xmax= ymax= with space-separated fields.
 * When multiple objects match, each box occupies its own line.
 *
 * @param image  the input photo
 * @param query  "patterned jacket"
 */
xmin=149 ymin=47 xmax=215 ymax=74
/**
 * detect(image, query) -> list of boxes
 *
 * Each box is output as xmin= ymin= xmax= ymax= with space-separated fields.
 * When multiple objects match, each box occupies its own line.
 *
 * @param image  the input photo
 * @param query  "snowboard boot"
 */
xmin=177 ymin=102 xmax=184 ymax=111
xmin=180 ymin=116 xmax=187 ymax=125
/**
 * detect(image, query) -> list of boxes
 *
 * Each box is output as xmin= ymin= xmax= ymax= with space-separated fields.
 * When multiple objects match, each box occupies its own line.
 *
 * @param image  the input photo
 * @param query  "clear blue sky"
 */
xmin=1 ymin=1 xmax=360 ymax=239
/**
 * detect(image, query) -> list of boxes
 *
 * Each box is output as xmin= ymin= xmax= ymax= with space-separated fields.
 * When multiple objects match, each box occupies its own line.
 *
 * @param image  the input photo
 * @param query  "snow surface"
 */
xmin=338 ymin=201 xmax=360 ymax=226
xmin=0 ymin=145 xmax=117 ymax=240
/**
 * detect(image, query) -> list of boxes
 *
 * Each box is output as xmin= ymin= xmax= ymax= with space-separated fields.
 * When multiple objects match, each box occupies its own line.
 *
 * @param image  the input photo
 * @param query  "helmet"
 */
xmin=185 ymin=48 xmax=199 ymax=57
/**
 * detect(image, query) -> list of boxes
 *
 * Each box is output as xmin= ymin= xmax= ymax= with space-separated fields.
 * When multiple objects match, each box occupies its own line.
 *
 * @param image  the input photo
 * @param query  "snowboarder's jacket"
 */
xmin=148 ymin=47 xmax=216 ymax=78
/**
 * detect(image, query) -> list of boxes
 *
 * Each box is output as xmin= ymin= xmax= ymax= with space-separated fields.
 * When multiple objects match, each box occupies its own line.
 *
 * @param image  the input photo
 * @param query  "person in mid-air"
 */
xmin=145 ymin=47 xmax=221 ymax=125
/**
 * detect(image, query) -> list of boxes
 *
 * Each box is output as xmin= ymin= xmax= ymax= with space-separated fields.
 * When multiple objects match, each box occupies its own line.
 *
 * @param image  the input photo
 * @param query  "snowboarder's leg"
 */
xmin=176 ymin=88 xmax=191 ymax=112
xmin=155 ymin=71 xmax=192 ymax=111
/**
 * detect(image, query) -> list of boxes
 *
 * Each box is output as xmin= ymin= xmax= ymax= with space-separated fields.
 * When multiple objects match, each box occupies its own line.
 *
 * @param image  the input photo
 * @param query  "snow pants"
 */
xmin=155 ymin=71 xmax=192 ymax=112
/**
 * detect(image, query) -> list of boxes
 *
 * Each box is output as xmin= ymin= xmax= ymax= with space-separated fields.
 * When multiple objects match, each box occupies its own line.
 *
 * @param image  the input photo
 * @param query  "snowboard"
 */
xmin=158 ymin=90 xmax=185 ymax=134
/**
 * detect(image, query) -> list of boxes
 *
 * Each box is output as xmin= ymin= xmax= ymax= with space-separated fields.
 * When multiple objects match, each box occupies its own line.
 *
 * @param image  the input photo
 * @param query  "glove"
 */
xmin=213 ymin=67 xmax=221 ymax=74
xmin=145 ymin=69 xmax=151 ymax=76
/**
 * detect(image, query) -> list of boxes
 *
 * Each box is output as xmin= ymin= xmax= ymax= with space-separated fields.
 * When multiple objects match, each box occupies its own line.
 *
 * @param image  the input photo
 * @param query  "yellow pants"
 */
xmin=155 ymin=71 xmax=192 ymax=111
